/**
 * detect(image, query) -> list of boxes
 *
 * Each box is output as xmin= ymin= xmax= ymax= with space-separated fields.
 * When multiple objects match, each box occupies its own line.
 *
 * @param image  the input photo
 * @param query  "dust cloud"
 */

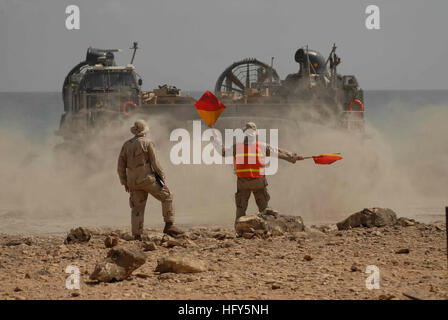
xmin=0 ymin=99 xmax=447 ymax=234
xmin=272 ymin=99 xmax=448 ymax=223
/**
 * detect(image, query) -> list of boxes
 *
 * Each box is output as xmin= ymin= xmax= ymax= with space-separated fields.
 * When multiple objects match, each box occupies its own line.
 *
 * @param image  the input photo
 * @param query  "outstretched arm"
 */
xmin=264 ymin=143 xmax=304 ymax=163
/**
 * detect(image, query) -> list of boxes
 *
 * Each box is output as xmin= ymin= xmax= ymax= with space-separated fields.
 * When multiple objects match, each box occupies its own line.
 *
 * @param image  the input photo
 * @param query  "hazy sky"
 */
xmin=0 ymin=0 xmax=447 ymax=91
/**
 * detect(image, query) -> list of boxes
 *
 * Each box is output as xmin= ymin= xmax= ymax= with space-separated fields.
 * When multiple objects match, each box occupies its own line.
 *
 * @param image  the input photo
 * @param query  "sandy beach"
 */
xmin=0 ymin=218 xmax=446 ymax=300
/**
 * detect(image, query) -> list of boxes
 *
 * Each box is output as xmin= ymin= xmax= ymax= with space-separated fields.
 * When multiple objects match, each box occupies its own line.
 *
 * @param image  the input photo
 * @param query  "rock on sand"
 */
xmin=336 ymin=208 xmax=397 ymax=230
xmin=155 ymin=256 xmax=207 ymax=273
xmin=90 ymin=247 xmax=146 ymax=282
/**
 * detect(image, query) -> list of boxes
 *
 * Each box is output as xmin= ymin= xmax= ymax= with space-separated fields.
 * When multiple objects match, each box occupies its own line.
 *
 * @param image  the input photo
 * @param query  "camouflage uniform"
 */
xmin=213 ymin=122 xmax=300 ymax=220
xmin=117 ymin=120 xmax=181 ymax=237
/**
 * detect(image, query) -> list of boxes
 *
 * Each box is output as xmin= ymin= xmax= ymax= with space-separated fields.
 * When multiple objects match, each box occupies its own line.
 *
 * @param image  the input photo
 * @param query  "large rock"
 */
xmin=336 ymin=208 xmax=397 ymax=230
xmin=90 ymin=247 xmax=146 ymax=282
xmin=234 ymin=216 xmax=266 ymax=234
xmin=65 ymin=227 xmax=92 ymax=244
xmin=155 ymin=256 xmax=206 ymax=273
xmin=259 ymin=209 xmax=305 ymax=232
xmin=235 ymin=209 xmax=305 ymax=236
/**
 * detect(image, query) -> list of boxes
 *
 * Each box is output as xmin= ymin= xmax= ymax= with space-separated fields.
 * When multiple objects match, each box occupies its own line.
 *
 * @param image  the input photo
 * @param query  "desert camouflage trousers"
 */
xmin=235 ymin=177 xmax=270 ymax=221
xmin=129 ymin=175 xmax=175 ymax=236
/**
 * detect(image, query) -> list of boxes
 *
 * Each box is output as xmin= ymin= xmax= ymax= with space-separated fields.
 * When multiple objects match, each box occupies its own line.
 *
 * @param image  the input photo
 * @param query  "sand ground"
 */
xmin=0 ymin=220 xmax=446 ymax=300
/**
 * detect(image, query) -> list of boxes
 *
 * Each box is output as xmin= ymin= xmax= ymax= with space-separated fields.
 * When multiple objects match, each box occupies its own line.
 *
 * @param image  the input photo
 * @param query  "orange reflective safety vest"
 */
xmin=234 ymin=142 xmax=265 ymax=178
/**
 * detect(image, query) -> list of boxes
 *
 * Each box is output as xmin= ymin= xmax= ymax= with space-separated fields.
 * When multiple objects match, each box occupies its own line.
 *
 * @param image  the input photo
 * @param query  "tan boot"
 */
xmin=163 ymin=222 xmax=184 ymax=237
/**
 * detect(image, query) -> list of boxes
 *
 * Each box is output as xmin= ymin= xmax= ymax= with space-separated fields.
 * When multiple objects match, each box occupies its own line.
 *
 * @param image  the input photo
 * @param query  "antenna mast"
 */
xmin=130 ymin=42 xmax=138 ymax=65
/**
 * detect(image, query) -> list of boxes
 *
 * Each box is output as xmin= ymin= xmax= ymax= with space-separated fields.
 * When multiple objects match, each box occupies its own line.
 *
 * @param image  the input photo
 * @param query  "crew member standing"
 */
xmin=213 ymin=122 xmax=304 ymax=221
xmin=117 ymin=119 xmax=184 ymax=239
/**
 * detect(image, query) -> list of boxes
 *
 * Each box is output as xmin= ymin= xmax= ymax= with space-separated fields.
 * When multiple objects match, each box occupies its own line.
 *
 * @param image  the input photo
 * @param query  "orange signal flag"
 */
xmin=312 ymin=153 xmax=343 ymax=165
xmin=194 ymin=90 xmax=226 ymax=127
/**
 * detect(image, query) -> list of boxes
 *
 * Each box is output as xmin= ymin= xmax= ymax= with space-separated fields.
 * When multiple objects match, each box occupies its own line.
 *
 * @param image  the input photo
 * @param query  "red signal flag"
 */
xmin=312 ymin=153 xmax=343 ymax=165
xmin=194 ymin=90 xmax=226 ymax=127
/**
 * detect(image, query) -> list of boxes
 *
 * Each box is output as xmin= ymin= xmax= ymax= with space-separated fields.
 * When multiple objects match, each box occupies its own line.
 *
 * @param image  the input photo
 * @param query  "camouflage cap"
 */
xmin=130 ymin=119 xmax=149 ymax=135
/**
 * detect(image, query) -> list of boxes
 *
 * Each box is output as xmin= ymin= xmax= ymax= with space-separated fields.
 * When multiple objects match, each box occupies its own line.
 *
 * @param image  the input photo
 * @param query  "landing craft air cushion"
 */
xmin=57 ymin=42 xmax=365 ymax=144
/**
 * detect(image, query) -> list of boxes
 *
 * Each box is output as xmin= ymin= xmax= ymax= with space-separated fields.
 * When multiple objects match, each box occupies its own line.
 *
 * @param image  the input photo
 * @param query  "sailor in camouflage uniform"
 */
xmin=117 ymin=119 xmax=184 ymax=239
